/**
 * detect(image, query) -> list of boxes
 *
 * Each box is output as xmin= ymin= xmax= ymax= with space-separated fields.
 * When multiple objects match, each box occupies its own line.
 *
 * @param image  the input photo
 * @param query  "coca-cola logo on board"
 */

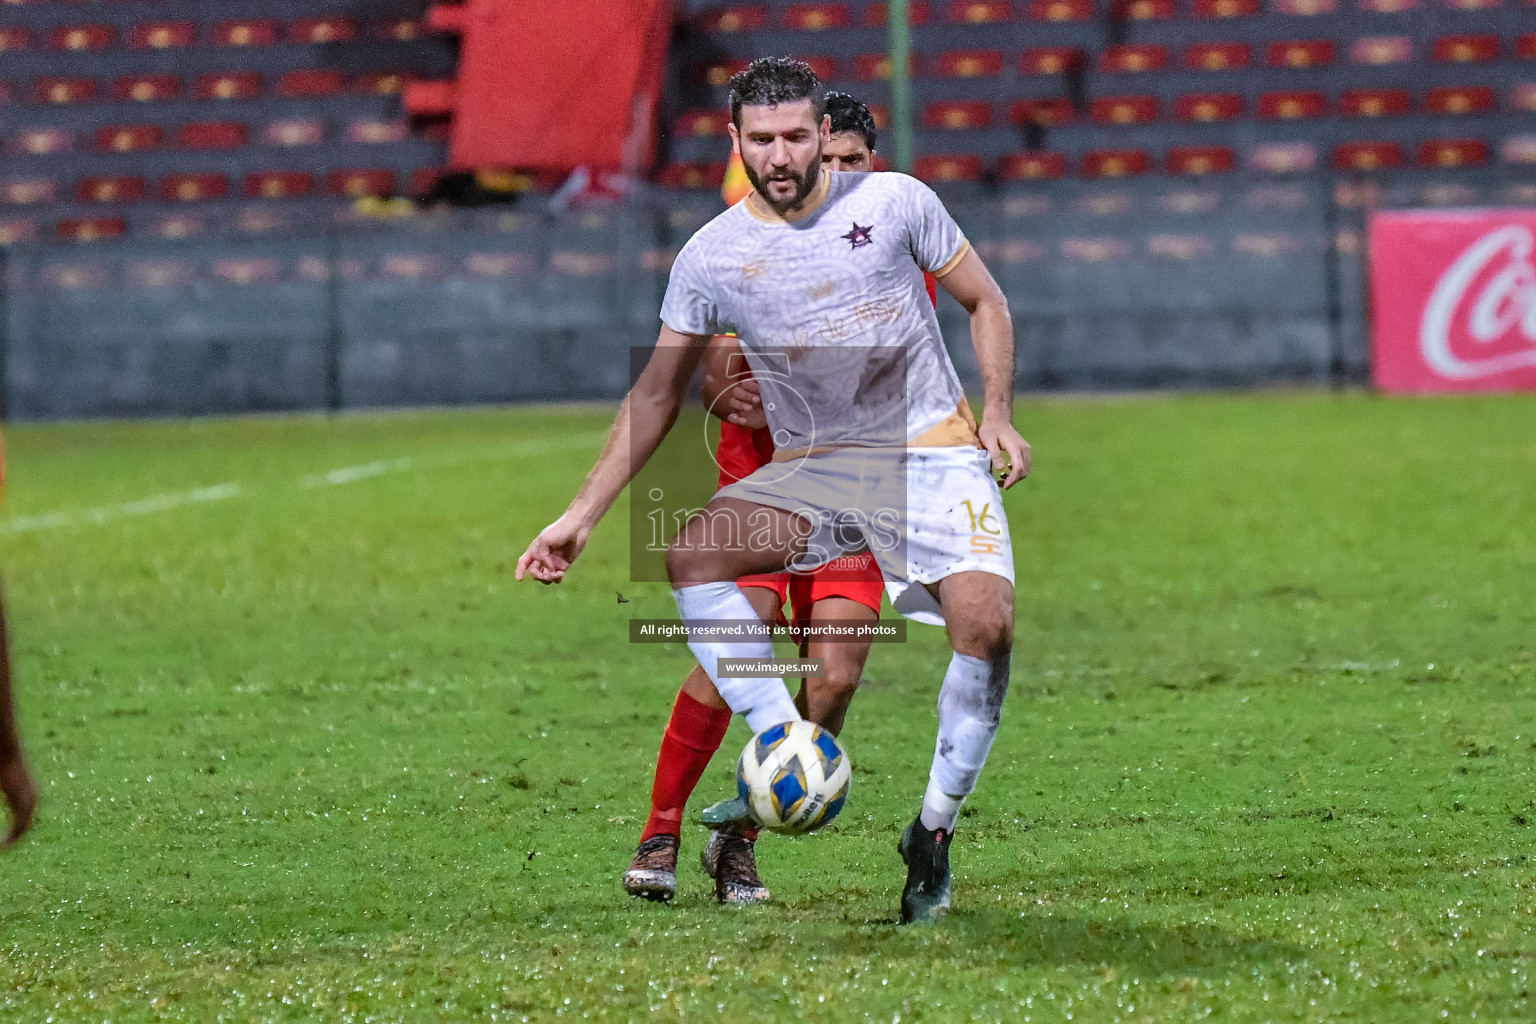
xmin=1421 ymin=225 xmax=1536 ymax=378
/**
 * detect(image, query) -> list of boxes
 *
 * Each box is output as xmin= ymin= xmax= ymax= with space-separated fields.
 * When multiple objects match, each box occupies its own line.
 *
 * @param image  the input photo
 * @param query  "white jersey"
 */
xmin=660 ymin=171 xmax=979 ymax=456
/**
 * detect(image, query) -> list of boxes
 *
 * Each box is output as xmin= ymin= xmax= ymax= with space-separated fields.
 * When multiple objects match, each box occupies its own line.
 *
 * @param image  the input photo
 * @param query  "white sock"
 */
xmin=673 ymin=582 xmax=800 ymax=733
xmin=920 ymin=651 xmax=1010 ymax=832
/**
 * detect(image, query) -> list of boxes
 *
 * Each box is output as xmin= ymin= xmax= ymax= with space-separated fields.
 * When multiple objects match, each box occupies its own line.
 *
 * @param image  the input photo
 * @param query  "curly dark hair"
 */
xmin=728 ymin=57 xmax=826 ymax=128
xmin=825 ymin=91 xmax=877 ymax=151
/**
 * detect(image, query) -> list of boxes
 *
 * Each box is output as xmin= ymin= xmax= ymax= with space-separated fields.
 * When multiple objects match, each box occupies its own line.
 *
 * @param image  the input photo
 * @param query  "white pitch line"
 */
xmin=301 ymin=457 xmax=414 ymax=489
xmin=0 ymin=483 xmax=242 ymax=536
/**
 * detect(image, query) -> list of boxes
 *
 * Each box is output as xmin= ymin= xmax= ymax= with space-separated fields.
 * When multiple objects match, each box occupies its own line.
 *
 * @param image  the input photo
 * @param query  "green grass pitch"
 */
xmin=1 ymin=391 xmax=1533 ymax=1022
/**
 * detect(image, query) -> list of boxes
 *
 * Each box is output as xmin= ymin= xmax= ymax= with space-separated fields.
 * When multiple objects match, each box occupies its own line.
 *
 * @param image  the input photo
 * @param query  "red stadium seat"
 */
xmin=1175 ymin=93 xmax=1243 ymax=122
xmin=1099 ymin=45 xmax=1168 ymax=73
xmin=1258 ymin=90 xmax=1327 ymax=120
xmin=1273 ymin=0 xmax=1336 ymax=12
xmin=1090 ymin=95 xmax=1158 ymax=125
xmin=1027 ymin=0 xmax=1093 ymax=21
xmin=855 ymin=54 xmax=919 ymax=80
xmin=262 ymin=119 xmax=326 ymax=146
xmin=278 ymin=71 xmax=345 ymax=98
xmin=913 ymin=155 xmax=984 ymax=182
xmin=1167 ymin=146 xmax=1236 ymax=175
xmin=346 ymin=119 xmax=407 ymax=144
xmin=77 ymin=175 xmax=147 ymax=203
xmin=1267 ymin=40 xmax=1334 ymax=68
xmin=410 ymin=168 xmax=447 ymax=195
xmin=1350 ymin=37 xmax=1413 ymax=65
xmin=867 ymin=104 xmax=890 ymax=129
xmin=1019 ymin=48 xmax=1084 ymax=75
xmin=1340 ymin=89 xmax=1410 ymax=118
xmin=658 ymin=162 xmax=727 ymax=189
xmin=211 ymin=21 xmax=277 ymax=47
xmin=114 ymin=74 xmax=181 ymax=102
xmin=945 ymin=0 xmax=1011 ymax=23
xmin=0 ymin=27 xmax=28 ymax=52
xmin=1510 ymin=85 xmax=1536 ymax=114
xmin=33 ymin=77 xmax=98 ymax=104
xmin=162 ymin=173 xmax=230 ymax=201
xmin=131 ymin=22 xmax=195 ymax=49
xmin=245 ymin=171 xmax=314 ymax=198
xmin=798 ymin=57 xmax=838 ymax=81
xmin=1009 ymin=97 xmax=1075 ymax=126
xmin=1114 ymin=0 xmax=1174 ymax=20
xmin=328 ymin=169 xmax=397 ymax=197
xmin=177 ymin=122 xmax=247 ymax=150
xmin=1333 ymin=141 xmax=1404 ymax=171
xmin=780 ymin=4 xmax=850 ymax=29
xmin=0 ymin=179 xmax=55 ymax=205
xmin=1247 ymin=142 xmax=1317 ymax=173
xmin=1425 ymin=86 xmax=1494 ymax=115
xmin=356 ymin=72 xmax=414 ymax=96
xmin=289 ymin=18 xmax=357 ymax=44
xmin=697 ymin=7 xmax=769 ymax=32
xmin=1081 ymin=149 xmax=1151 ymax=177
xmin=50 ymin=25 xmax=115 ymax=52
xmin=1433 ymin=35 xmax=1499 ymax=64
xmin=1420 ymin=139 xmax=1487 ymax=167
xmin=864 ymin=2 xmax=932 ymax=26
xmin=676 ymin=110 xmax=732 ymax=137
xmin=998 ymin=152 xmax=1068 ymax=179
xmin=1184 ymin=42 xmax=1250 ymax=70
xmin=11 ymin=128 xmax=74 ymax=156
xmin=195 ymin=73 xmax=262 ymax=101
xmin=57 ymin=217 xmax=126 ymax=242
xmin=377 ymin=18 xmax=425 ymax=42
xmin=923 ymin=100 xmax=993 ymax=129
xmin=699 ymin=59 xmax=752 ymax=88
xmin=1519 ymin=35 xmax=1536 ymax=60
xmin=933 ymin=50 xmax=1004 ymax=78
xmin=96 ymin=124 xmax=163 ymax=152
xmin=1192 ymin=0 xmax=1258 ymax=16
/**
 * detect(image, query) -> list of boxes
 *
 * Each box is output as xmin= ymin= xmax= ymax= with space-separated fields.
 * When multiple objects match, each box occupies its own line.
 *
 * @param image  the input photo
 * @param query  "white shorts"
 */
xmin=716 ymin=446 xmax=1015 ymax=626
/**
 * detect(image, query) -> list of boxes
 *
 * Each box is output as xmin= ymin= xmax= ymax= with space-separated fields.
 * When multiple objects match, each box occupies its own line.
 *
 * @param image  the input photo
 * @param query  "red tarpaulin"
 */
xmin=446 ymin=0 xmax=672 ymax=173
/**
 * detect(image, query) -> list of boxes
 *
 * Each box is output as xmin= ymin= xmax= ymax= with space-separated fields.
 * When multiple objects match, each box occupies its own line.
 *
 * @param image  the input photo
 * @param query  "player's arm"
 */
xmin=937 ymin=249 xmax=1031 ymax=489
xmin=516 ymin=326 xmax=710 ymax=583
xmin=699 ymin=335 xmax=766 ymax=429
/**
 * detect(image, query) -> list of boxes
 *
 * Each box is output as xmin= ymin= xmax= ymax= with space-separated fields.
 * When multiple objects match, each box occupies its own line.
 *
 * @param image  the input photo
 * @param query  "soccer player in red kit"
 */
xmin=0 ymin=431 xmax=39 ymax=848
xmin=622 ymin=93 xmax=931 ymax=903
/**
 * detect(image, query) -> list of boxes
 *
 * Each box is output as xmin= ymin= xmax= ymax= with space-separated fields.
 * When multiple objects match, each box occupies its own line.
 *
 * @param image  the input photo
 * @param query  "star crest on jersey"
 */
xmin=842 ymin=222 xmax=874 ymax=249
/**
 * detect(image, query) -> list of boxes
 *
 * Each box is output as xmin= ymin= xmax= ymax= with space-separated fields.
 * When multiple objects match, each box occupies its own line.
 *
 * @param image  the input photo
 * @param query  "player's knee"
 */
xmin=957 ymin=612 xmax=1013 ymax=662
xmin=817 ymin=669 xmax=859 ymax=708
xmin=664 ymin=543 xmax=701 ymax=585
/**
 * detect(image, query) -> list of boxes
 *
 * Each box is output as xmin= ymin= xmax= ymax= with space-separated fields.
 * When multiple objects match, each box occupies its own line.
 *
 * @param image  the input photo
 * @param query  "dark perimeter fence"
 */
xmin=3 ymin=169 xmax=1530 ymax=420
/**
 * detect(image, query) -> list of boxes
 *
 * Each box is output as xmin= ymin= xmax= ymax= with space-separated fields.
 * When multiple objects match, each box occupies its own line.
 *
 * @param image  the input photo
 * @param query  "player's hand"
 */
xmin=515 ymin=514 xmax=591 ymax=584
xmin=725 ymin=379 xmax=768 ymax=431
xmin=979 ymin=416 xmax=1031 ymax=490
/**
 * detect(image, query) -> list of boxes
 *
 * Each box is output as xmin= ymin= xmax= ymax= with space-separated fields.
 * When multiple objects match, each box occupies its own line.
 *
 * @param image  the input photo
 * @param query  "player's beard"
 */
xmin=743 ymin=153 xmax=821 ymax=214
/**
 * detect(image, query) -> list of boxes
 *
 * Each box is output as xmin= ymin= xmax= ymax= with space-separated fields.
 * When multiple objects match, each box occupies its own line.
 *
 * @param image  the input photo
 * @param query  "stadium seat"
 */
xmin=798 ymin=57 xmax=838 ymax=81
xmin=1333 ymin=141 xmax=1404 ymax=171
xmin=1247 ymin=143 xmax=1316 ymax=173
xmin=290 ymin=18 xmax=357 ymax=44
xmin=96 ymin=125 xmax=163 ymax=152
xmin=1115 ymin=0 xmax=1175 ymax=20
xmin=1167 ymin=146 xmax=1236 ymax=175
xmin=195 ymin=73 xmax=262 ymax=101
xmin=244 ymin=171 xmax=314 ymax=198
xmin=1192 ymin=0 xmax=1258 ymax=16
xmin=1341 ymin=89 xmax=1410 ymax=118
xmin=780 ymin=4 xmax=851 ymax=29
xmin=77 ymin=176 xmax=147 ymax=202
xmin=162 ymin=173 xmax=230 ymax=201
xmin=115 ymin=74 xmax=181 ymax=102
xmin=130 ymin=22 xmax=195 ymax=49
xmin=12 ymin=128 xmax=74 ymax=156
xmin=864 ymin=2 xmax=932 ymax=26
xmin=211 ymin=21 xmax=277 ymax=47
xmin=697 ymin=7 xmax=768 ymax=32
xmin=177 ymin=122 xmax=248 ymax=150
xmin=50 ymin=25 xmax=115 ymax=52
xmin=410 ymin=168 xmax=446 ymax=195
xmin=676 ymin=110 xmax=732 ymax=137
xmin=944 ymin=0 xmax=1011 ymax=23
xmin=1019 ymin=48 xmax=1084 ymax=75
xmin=1026 ymin=0 xmax=1093 ymax=22
xmin=0 ymin=220 xmax=38 ymax=245
xmin=923 ymin=100 xmax=994 ymax=128
xmin=1350 ymin=37 xmax=1413 ymax=66
xmin=1091 ymin=95 xmax=1158 ymax=125
xmin=1185 ymin=42 xmax=1250 ymax=71
xmin=0 ymin=179 xmax=55 ymax=205
xmin=0 ymin=28 xmax=29 ymax=53
xmin=1357 ymin=0 xmax=1411 ymax=9
xmin=1099 ymin=45 xmax=1169 ymax=73
xmin=1258 ymin=91 xmax=1327 ymax=120
xmin=1426 ymin=86 xmax=1493 ymax=115
xmin=699 ymin=59 xmax=751 ymax=88
xmin=1273 ymin=0 xmax=1335 ymax=12
xmin=912 ymin=154 xmax=983 ymax=182
xmin=1419 ymin=139 xmax=1487 ymax=168
xmin=1511 ymin=85 xmax=1536 ymax=114
xmin=1268 ymin=41 xmax=1334 ymax=69
xmin=1433 ymin=36 xmax=1499 ymax=64
xmin=1503 ymin=136 xmax=1536 ymax=164
xmin=346 ymin=119 xmax=407 ymax=144
xmin=1175 ymin=93 xmax=1243 ymax=122
xmin=933 ymin=50 xmax=1004 ymax=78
xmin=33 ymin=78 xmax=99 ymax=104
xmin=356 ymin=72 xmax=413 ymax=96
xmin=855 ymin=54 xmax=920 ymax=80
xmin=1009 ymin=97 xmax=1075 ymax=127
xmin=262 ymin=119 xmax=326 ymax=146
xmin=57 ymin=217 xmax=126 ymax=242
xmin=658 ymin=162 xmax=727 ymax=189
xmin=1519 ymin=36 xmax=1536 ymax=60
xmin=378 ymin=18 xmax=425 ymax=42
xmin=329 ymin=169 xmax=397 ymax=197
xmin=278 ymin=71 xmax=345 ymax=98
xmin=998 ymin=151 xmax=1067 ymax=179
xmin=1082 ymin=150 xmax=1151 ymax=177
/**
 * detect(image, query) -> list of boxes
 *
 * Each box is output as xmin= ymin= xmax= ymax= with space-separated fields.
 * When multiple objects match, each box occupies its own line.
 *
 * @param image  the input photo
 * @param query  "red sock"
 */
xmin=641 ymin=691 xmax=732 ymax=842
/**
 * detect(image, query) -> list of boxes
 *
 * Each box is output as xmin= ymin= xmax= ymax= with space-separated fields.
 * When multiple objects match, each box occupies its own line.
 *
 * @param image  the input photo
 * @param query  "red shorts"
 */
xmin=716 ymin=422 xmax=884 ymax=620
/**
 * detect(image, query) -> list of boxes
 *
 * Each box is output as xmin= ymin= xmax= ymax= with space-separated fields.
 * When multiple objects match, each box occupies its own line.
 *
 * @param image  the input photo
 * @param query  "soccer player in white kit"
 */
xmin=517 ymin=57 xmax=1029 ymax=922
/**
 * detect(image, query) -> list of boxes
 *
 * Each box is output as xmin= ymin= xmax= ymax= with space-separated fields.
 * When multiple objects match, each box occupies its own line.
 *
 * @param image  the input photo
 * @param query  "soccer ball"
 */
xmin=736 ymin=720 xmax=852 ymax=834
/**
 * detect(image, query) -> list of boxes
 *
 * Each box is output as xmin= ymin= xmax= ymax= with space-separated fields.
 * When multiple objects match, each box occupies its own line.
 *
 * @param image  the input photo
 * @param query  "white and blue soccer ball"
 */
xmin=736 ymin=720 xmax=852 ymax=835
